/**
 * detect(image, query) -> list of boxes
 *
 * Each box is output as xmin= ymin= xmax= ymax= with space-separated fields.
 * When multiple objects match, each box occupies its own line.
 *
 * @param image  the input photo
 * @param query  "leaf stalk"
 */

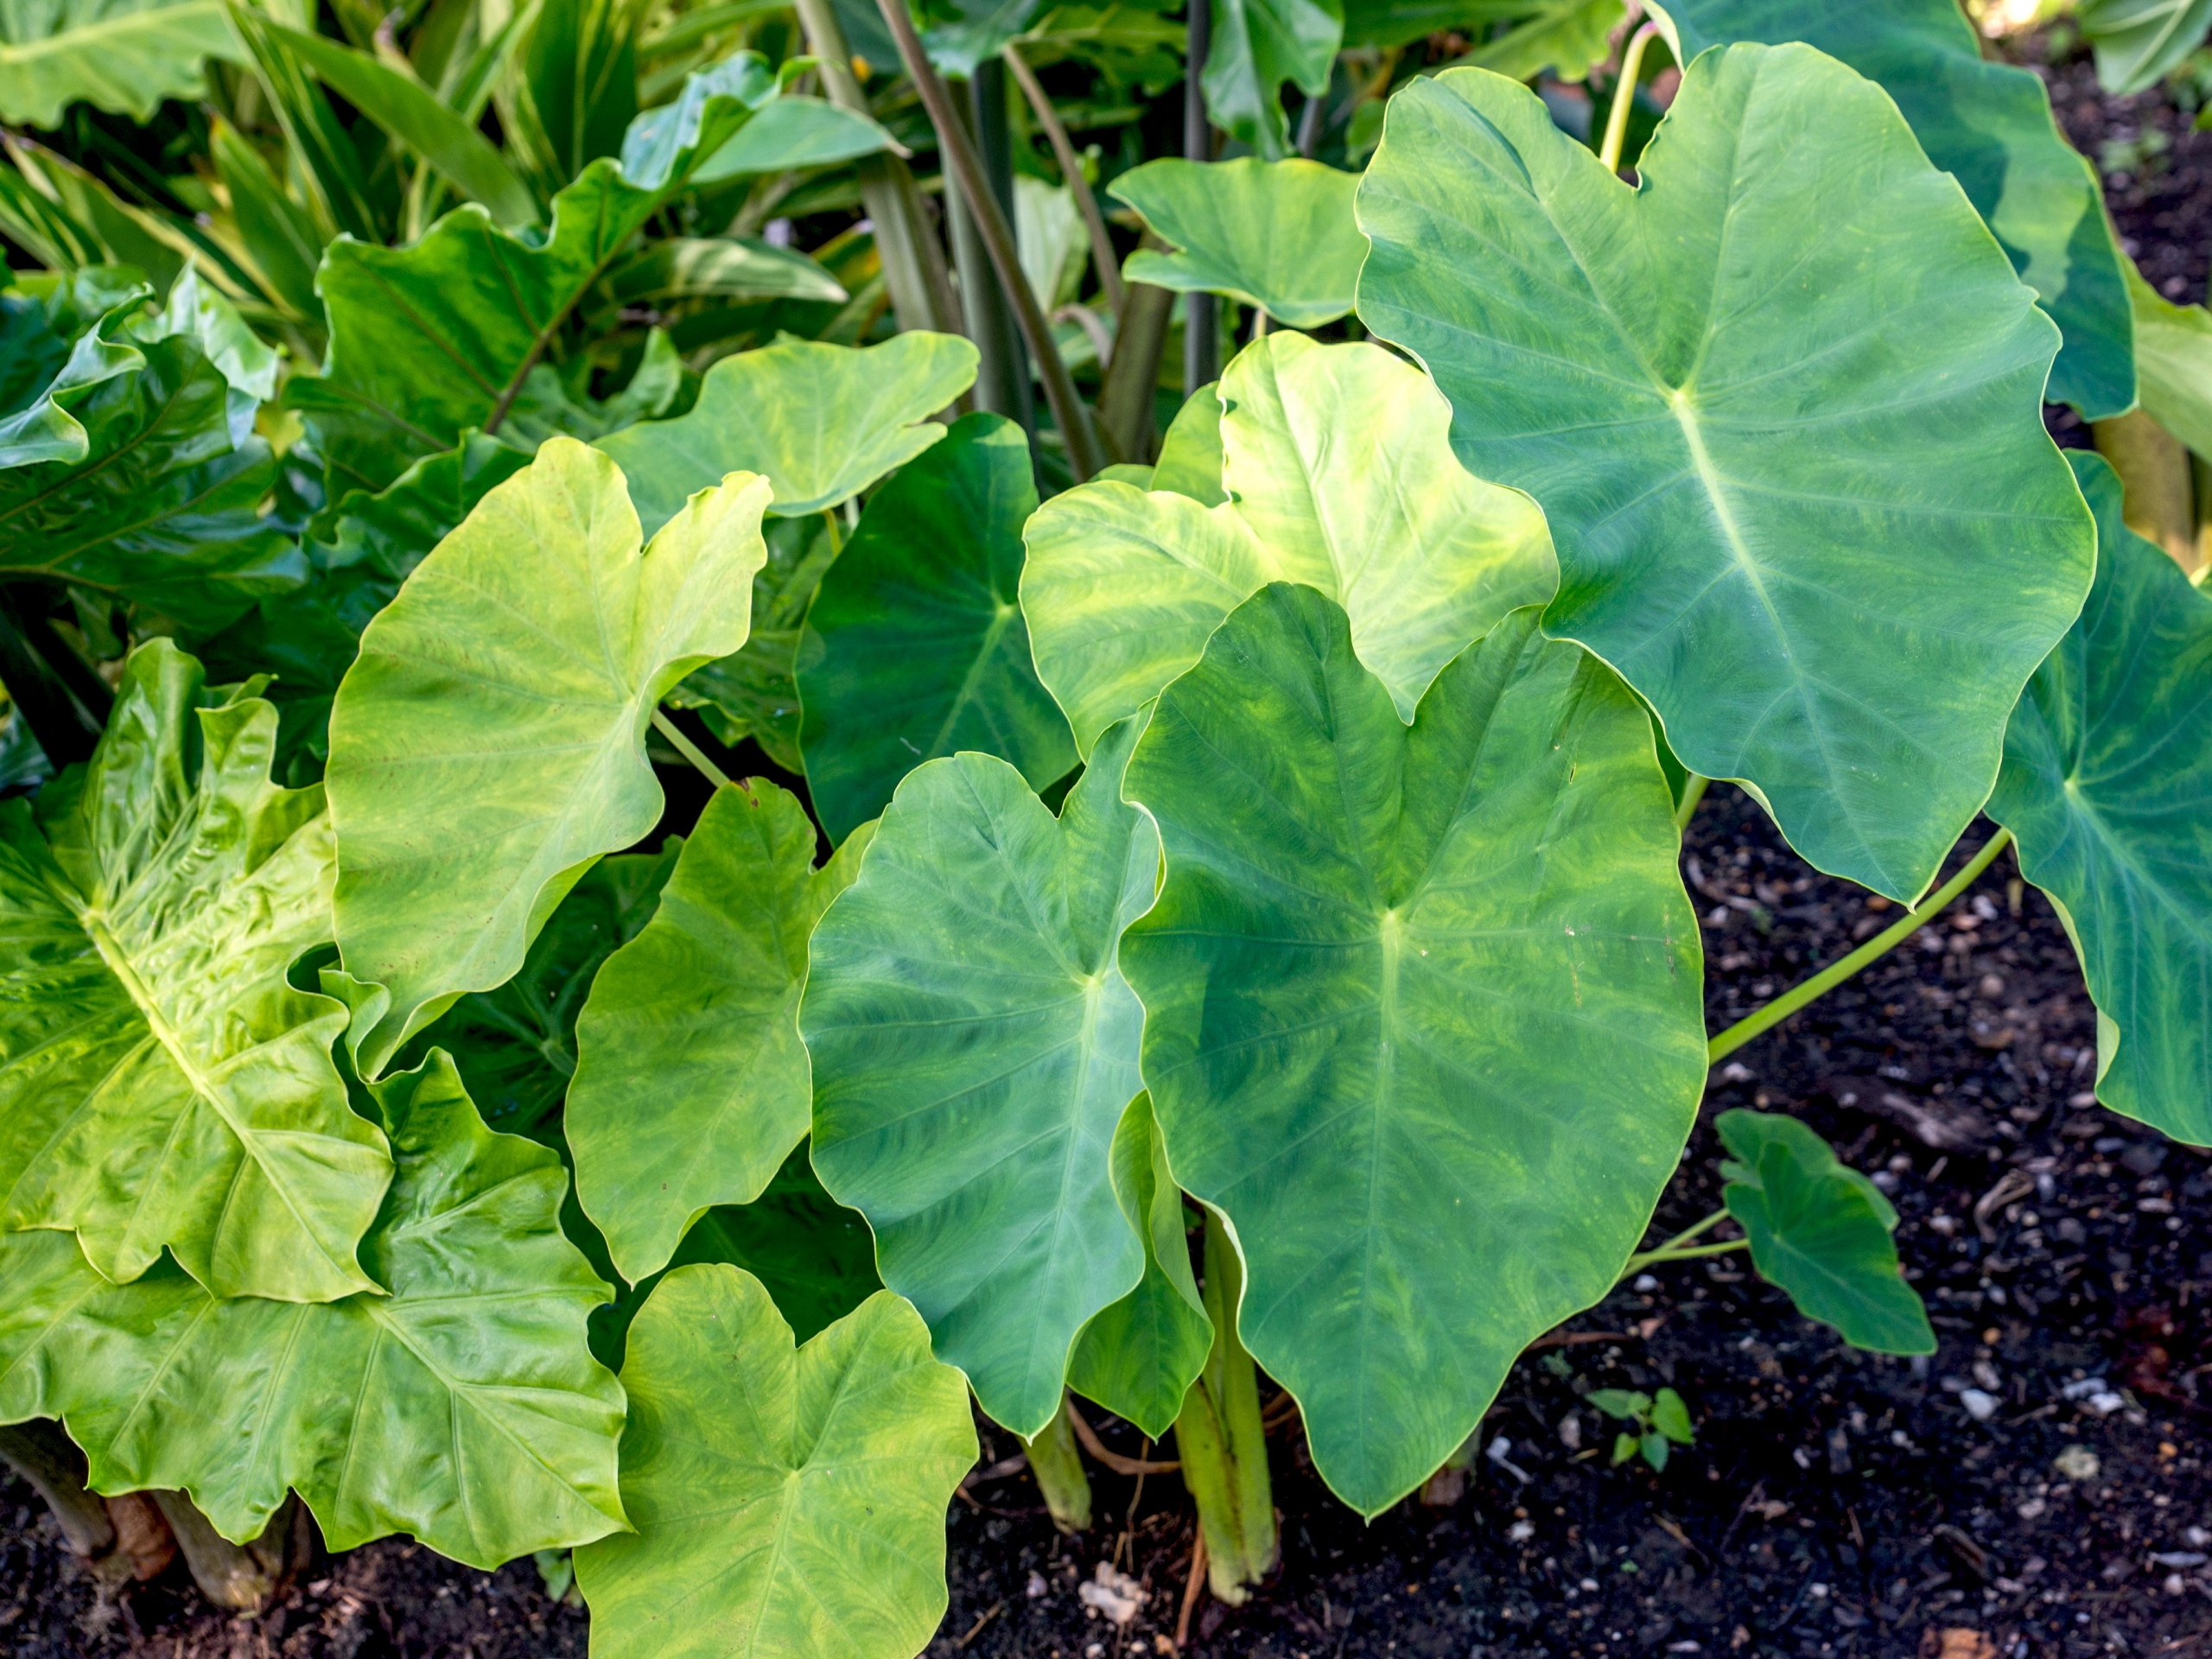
xmin=650 ymin=707 xmax=734 ymax=791
xmin=1599 ymin=20 xmax=1662 ymax=175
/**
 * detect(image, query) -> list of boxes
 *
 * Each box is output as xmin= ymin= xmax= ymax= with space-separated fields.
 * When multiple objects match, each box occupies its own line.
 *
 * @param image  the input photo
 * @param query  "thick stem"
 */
xmin=1673 ymin=772 xmax=1708 ymax=830
xmin=1023 ymin=1395 xmax=1094 ymax=1533
xmin=874 ymin=0 xmax=1107 ymax=480
xmin=0 ymin=1421 xmax=115 ymax=1560
xmin=1707 ymin=828 xmax=2013 ymax=1063
xmin=2094 ymin=408 xmax=2198 ymax=574
xmin=1099 ymin=261 xmax=1173 ymax=461
xmin=1294 ymin=82 xmax=1325 ymax=157
xmin=1173 ymin=1209 xmax=1278 ymax=1606
xmin=154 ymin=1491 xmax=310 ymax=1612
xmin=1181 ymin=0 xmax=1216 ymax=396
xmin=949 ymin=65 xmax=1039 ymax=439
xmin=793 ymin=0 xmax=962 ymax=337
xmin=651 ymin=708 xmax=734 ymax=791
xmin=1598 ymin=20 xmax=1662 ymax=174
xmin=1002 ymin=44 xmax=1125 ymax=317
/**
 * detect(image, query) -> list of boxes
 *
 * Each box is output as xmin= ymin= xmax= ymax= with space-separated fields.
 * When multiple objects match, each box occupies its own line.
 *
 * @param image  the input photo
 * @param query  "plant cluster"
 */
xmin=0 ymin=0 xmax=2207 ymax=1650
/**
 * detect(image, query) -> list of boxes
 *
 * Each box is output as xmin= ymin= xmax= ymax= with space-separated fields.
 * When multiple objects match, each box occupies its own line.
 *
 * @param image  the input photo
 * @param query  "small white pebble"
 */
xmin=2186 ymin=1527 xmax=2209 ymax=1548
xmin=1961 ymin=1389 xmax=1999 ymax=1421
xmin=2017 ymin=1499 xmax=2047 ymax=1521
xmin=1026 ymin=1571 xmax=1048 ymax=1599
xmin=1809 ymin=1583 xmax=1829 ymax=1599
xmin=1633 ymin=1273 xmax=1660 ymax=1294
xmin=1508 ymin=1519 xmax=1535 ymax=1542
xmin=1579 ymin=1578 xmax=1600 ymax=1593
xmin=2165 ymin=1574 xmax=2187 ymax=1596
xmin=2054 ymin=1446 xmax=2101 ymax=1482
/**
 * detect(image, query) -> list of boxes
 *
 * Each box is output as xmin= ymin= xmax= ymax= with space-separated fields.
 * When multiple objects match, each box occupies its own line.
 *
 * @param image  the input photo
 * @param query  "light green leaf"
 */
xmin=1203 ymin=0 xmax=1342 ymax=158
xmin=0 ymin=1051 xmax=629 ymax=1568
xmin=2077 ymin=0 xmax=2212 ymax=94
xmin=1717 ymin=1108 xmax=1934 ymax=1354
xmin=0 ymin=0 xmax=246 ymax=126
xmin=1666 ymin=0 xmax=2134 ymax=418
xmin=803 ymin=717 xmax=1159 ymax=1437
xmin=147 ymin=266 xmax=278 ymax=404
xmin=1650 ymin=1387 xmax=1694 ymax=1444
xmin=2125 ymin=258 xmax=2212 ymax=459
xmin=1120 ymin=586 xmax=1707 ymax=1516
xmin=570 ymin=782 xmax=870 ymax=1282
xmin=1020 ymin=333 xmax=1556 ymax=755
xmin=920 ymin=0 xmax=1040 ymax=74
xmin=1066 ymin=1092 xmax=1212 ymax=1441
xmin=617 ymin=49 xmax=777 ymax=189
xmin=597 ymin=332 xmax=980 ymax=531
xmin=245 ymin=16 xmax=538 ymax=230
xmin=664 ymin=514 xmax=836 ymax=773
xmin=690 ymin=95 xmax=899 ymax=182
xmin=1114 ymin=158 xmax=1364 ymax=330
xmin=1465 ymin=0 xmax=1622 ymax=81
xmin=798 ymin=411 xmax=1074 ymax=845
xmin=328 ymin=438 xmax=771 ymax=1079
xmin=1988 ymin=452 xmax=2212 ymax=1145
xmin=1356 ymin=45 xmax=2095 ymax=903
xmin=0 ymin=640 xmax=390 ymax=1302
xmin=598 ymin=236 xmax=849 ymax=312
xmin=410 ymin=846 xmax=677 ymax=1142
xmin=575 ymin=1266 xmax=976 ymax=1659
xmin=1150 ymin=380 xmax=1226 ymax=505
xmin=0 ymin=268 xmax=144 ymax=467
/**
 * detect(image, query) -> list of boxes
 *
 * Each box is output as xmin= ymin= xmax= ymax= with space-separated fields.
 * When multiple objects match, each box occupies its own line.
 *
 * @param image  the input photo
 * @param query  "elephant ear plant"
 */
xmin=4 ymin=21 xmax=2212 ymax=1659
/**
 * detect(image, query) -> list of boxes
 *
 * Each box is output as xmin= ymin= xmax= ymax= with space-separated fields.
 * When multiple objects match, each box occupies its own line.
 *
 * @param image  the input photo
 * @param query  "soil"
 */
xmin=10 ymin=35 xmax=2212 ymax=1659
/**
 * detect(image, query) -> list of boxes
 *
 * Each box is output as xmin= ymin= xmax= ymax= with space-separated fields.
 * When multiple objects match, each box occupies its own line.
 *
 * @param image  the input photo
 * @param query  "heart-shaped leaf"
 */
xmin=1717 ymin=1109 xmax=1932 ymax=1355
xmin=802 ymin=717 xmax=1158 ymax=1436
xmin=1988 ymin=453 xmax=2212 ymax=1145
xmin=1066 ymin=1093 xmax=1213 ymax=1440
xmin=1113 ymin=158 xmax=1366 ymax=330
xmin=0 ymin=1052 xmax=627 ymax=1567
xmin=0 ymin=640 xmax=389 ymax=1302
xmin=575 ymin=1264 xmax=977 ymax=1659
xmin=1120 ymin=585 xmax=1706 ymax=1515
xmin=797 ymin=411 xmax=1074 ymax=844
xmin=596 ymin=333 xmax=981 ymax=533
xmin=1666 ymin=0 xmax=2134 ymax=417
xmin=1022 ymin=333 xmax=1555 ymax=755
xmin=328 ymin=438 xmax=771 ymax=1077
xmin=570 ymin=780 xmax=871 ymax=1281
xmin=1357 ymin=44 xmax=2095 ymax=902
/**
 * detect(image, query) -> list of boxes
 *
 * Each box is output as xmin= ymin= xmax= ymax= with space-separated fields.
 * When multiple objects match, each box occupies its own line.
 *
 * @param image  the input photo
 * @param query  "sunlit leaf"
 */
xmin=0 ymin=0 xmax=246 ymax=126
xmin=1114 ymin=157 xmax=1363 ymax=330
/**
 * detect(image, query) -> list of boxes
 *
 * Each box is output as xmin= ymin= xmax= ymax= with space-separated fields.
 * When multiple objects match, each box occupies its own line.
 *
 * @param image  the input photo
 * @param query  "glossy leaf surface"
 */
xmin=1022 ymin=333 xmax=1554 ymax=754
xmin=575 ymin=1265 xmax=976 ymax=1659
xmin=328 ymin=439 xmax=770 ymax=1077
xmin=1989 ymin=453 xmax=2212 ymax=1145
xmin=570 ymin=781 xmax=869 ymax=1281
xmin=1114 ymin=158 xmax=1365 ymax=329
xmin=1121 ymin=587 xmax=1706 ymax=1515
xmin=1357 ymin=44 xmax=2095 ymax=902
xmin=0 ymin=641 xmax=389 ymax=1301
xmin=804 ymin=718 xmax=1158 ymax=1436
xmin=597 ymin=332 xmax=980 ymax=531
xmin=0 ymin=1052 xmax=627 ymax=1567
xmin=797 ymin=412 xmax=1073 ymax=844
xmin=1717 ymin=1109 xmax=1932 ymax=1355
xmin=1668 ymin=0 xmax=2134 ymax=416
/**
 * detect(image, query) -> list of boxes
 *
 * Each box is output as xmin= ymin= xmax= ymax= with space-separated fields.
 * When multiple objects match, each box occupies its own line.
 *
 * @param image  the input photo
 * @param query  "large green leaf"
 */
xmin=2077 ymin=0 xmax=2212 ymax=94
xmin=0 ymin=280 xmax=301 ymax=633
xmin=687 ymin=95 xmax=899 ymax=183
xmin=2125 ymin=259 xmax=2212 ymax=460
xmin=1112 ymin=158 xmax=1365 ymax=330
xmin=0 ymin=0 xmax=247 ymax=126
xmin=575 ymin=1266 xmax=977 ymax=1659
xmin=1021 ymin=333 xmax=1556 ymax=755
xmin=664 ymin=512 xmax=836 ymax=773
xmin=1356 ymin=45 xmax=2095 ymax=903
xmin=803 ymin=717 xmax=1158 ymax=1436
xmin=1666 ymin=0 xmax=2135 ymax=419
xmin=292 ymin=61 xmax=772 ymax=496
xmin=596 ymin=332 xmax=981 ymax=531
xmin=1120 ymin=586 xmax=1707 ymax=1515
xmin=327 ymin=438 xmax=771 ymax=1079
xmin=797 ymin=412 xmax=1073 ymax=845
xmin=0 ymin=641 xmax=390 ymax=1302
xmin=570 ymin=781 xmax=870 ymax=1281
xmin=410 ymin=845 xmax=676 ymax=1141
xmin=1065 ymin=1092 xmax=1211 ymax=1440
xmin=1716 ymin=1108 xmax=1932 ymax=1355
xmin=0 ymin=1052 xmax=629 ymax=1568
xmin=1203 ymin=0 xmax=1342 ymax=157
xmin=1988 ymin=453 xmax=2212 ymax=1145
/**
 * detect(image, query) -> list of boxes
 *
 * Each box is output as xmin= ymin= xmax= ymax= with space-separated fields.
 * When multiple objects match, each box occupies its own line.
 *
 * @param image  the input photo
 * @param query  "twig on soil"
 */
xmin=1066 ymin=1400 xmax=1180 ymax=1473
xmin=1175 ymin=1529 xmax=1207 ymax=1650
xmin=954 ymin=1599 xmax=1004 ymax=1649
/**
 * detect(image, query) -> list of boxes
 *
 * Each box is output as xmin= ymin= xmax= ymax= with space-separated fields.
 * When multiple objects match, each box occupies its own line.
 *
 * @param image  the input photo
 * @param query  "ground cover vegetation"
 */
xmin=0 ymin=0 xmax=2206 ymax=1651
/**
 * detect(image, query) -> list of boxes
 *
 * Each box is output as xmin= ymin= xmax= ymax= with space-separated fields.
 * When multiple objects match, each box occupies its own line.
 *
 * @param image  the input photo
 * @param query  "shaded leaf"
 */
xmin=327 ymin=439 xmax=770 ymax=1078
xmin=1120 ymin=586 xmax=1705 ymax=1515
xmin=0 ymin=640 xmax=390 ymax=1302
xmin=1203 ymin=0 xmax=1342 ymax=157
xmin=1356 ymin=45 xmax=2095 ymax=902
xmin=798 ymin=411 xmax=1074 ymax=845
xmin=803 ymin=717 xmax=1158 ymax=1437
xmin=0 ymin=1052 xmax=628 ymax=1568
xmin=1114 ymin=157 xmax=1364 ymax=330
xmin=1021 ymin=333 xmax=1554 ymax=754
xmin=575 ymin=1266 xmax=976 ymax=1659
xmin=1988 ymin=452 xmax=2212 ymax=1145
xmin=1464 ymin=0 xmax=1621 ymax=80
xmin=2125 ymin=257 xmax=2212 ymax=459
